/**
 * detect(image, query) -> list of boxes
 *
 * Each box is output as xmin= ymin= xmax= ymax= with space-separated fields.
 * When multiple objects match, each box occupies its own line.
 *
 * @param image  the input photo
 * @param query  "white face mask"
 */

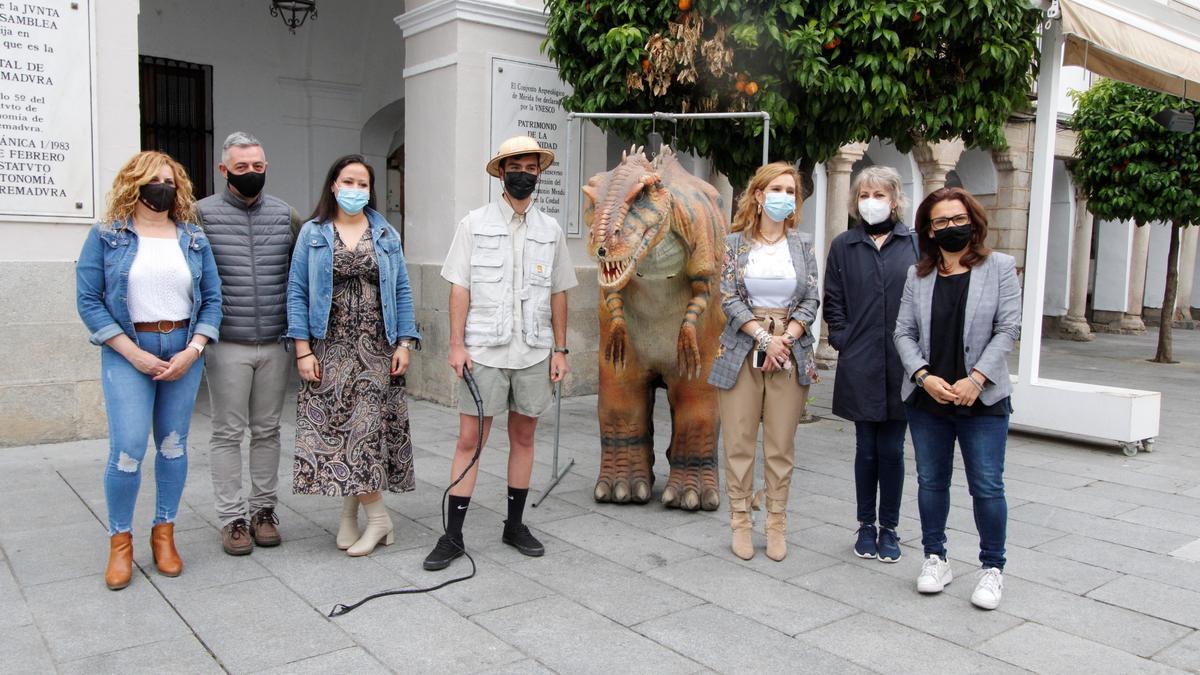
xmin=858 ymin=198 xmax=892 ymax=225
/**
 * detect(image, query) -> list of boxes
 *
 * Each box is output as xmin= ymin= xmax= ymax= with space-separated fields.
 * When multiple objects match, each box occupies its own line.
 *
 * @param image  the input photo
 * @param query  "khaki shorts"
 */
xmin=457 ymin=359 xmax=553 ymax=418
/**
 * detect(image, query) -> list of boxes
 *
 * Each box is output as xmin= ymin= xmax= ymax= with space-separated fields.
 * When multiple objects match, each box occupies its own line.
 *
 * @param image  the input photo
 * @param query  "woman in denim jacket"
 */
xmin=287 ymin=155 xmax=420 ymax=557
xmin=76 ymin=151 xmax=222 ymax=591
xmin=708 ymin=162 xmax=819 ymax=562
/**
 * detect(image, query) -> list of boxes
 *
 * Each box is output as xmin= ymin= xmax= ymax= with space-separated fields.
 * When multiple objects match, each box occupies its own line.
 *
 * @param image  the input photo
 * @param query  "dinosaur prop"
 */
xmin=582 ymin=146 xmax=727 ymax=511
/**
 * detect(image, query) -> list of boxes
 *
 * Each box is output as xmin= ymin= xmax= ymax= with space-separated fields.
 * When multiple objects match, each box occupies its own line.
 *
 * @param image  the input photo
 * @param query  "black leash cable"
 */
xmin=328 ymin=368 xmax=484 ymax=617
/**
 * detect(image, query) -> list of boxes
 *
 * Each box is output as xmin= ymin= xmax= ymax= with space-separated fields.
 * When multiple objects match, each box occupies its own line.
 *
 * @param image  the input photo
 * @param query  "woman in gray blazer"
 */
xmin=894 ymin=187 xmax=1021 ymax=611
xmin=708 ymin=162 xmax=819 ymax=563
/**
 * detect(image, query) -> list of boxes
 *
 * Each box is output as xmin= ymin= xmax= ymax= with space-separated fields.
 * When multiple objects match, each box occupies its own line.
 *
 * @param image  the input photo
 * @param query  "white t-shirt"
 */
xmin=744 ymin=239 xmax=795 ymax=308
xmin=127 ymin=237 xmax=193 ymax=322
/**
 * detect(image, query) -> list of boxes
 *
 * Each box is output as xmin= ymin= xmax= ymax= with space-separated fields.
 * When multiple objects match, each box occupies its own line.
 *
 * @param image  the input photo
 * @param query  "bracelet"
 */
xmin=753 ymin=328 xmax=772 ymax=351
xmin=296 ymin=352 xmax=315 ymax=362
xmin=968 ymin=375 xmax=985 ymax=391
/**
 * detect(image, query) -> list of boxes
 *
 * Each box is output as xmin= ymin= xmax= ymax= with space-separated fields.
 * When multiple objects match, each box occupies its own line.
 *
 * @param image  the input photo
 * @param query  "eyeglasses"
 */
xmin=930 ymin=214 xmax=970 ymax=230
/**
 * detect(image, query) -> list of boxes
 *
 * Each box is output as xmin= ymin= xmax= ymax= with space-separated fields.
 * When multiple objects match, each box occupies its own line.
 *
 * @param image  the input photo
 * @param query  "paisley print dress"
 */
xmin=293 ymin=230 xmax=415 ymax=495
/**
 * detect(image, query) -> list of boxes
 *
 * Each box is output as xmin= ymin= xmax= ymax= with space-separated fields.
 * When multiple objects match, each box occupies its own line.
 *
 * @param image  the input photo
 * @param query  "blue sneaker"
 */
xmin=877 ymin=527 xmax=901 ymax=563
xmin=854 ymin=523 xmax=877 ymax=559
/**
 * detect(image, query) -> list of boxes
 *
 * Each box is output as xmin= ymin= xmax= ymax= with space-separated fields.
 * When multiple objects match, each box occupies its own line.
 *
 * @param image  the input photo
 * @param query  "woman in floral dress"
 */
xmin=286 ymin=154 xmax=420 ymax=556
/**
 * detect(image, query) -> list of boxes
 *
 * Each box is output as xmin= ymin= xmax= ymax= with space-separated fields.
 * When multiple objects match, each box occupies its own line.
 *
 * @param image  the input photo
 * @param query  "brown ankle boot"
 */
xmin=105 ymin=532 xmax=133 ymax=590
xmin=729 ymin=497 xmax=754 ymax=560
xmin=150 ymin=523 xmax=183 ymax=577
xmin=765 ymin=501 xmax=787 ymax=562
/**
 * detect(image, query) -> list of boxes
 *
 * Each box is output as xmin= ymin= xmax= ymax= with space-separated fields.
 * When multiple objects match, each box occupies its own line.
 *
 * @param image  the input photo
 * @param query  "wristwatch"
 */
xmin=552 ymin=346 xmax=570 ymax=354
xmin=188 ymin=341 xmax=205 ymax=355
xmin=398 ymin=340 xmax=413 ymax=350
xmin=915 ymin=370 xmax=929 ymax=387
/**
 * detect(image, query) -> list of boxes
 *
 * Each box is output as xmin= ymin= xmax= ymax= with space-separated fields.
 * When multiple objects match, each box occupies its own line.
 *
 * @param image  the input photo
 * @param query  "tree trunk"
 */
xmin=1153 ymin=223 xmax=1181 ymax=363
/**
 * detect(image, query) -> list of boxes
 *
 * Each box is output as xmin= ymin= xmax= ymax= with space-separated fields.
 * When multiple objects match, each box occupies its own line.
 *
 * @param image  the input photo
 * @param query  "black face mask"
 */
xmin=227 ymin=169 xmax=266 ymax=199
xmin=139 ymin=182 xmax=176 ymax=213
xmin=932 ymin=224 xmax=973 ymax=253
xmin=863 ymin=219 xmax=892 ymax=236
xmin=503 ymin=171 xmax=538 ymax=200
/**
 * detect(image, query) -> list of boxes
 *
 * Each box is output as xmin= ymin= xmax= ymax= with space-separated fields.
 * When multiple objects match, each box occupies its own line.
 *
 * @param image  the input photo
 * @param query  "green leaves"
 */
xmin=1071 ymin=80 xmax=1200 ymax=226
xmin=543 ymin=0 xmax=1039 ymax=185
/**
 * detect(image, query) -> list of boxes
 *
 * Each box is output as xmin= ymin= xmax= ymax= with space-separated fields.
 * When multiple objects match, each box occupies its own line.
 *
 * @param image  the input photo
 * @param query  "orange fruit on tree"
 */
xmin=641 ymin=58 xmax=651 ymax=73
xmin=745 ymin=81 xmax=759 ymax=96
xmin=735 ymin=80 xmax=746 ymax=93
xmin=824 ymin=37 xmax=841 ymax=50
xmin=679 ymin=0 xmax=692 ymax=11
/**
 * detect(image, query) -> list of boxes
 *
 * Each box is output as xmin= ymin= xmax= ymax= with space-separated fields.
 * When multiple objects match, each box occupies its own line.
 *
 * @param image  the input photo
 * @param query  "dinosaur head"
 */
xmin=582 ymin=148 xmax=674 ymax=291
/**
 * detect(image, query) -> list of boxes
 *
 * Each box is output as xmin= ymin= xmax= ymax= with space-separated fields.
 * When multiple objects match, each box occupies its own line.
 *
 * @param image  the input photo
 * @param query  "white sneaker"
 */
xmin=916 ymin=554 xmax=953 ymax=593
xmin=971 ymin=567 xmax=1004 ymax=610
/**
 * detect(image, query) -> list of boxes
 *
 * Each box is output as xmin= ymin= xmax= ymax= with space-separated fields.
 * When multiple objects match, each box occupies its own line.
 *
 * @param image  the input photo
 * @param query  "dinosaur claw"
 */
xmin=681 ymin=489 xmax=701 ymax=511
xmin=701 ymin=488 xmax=721 ymax=511
xmin=594 ymin=481 xmax=612 ymax=503
xmin=612 ymin=480 xmax=631 ymax=503
xmin=661 ymin=485 xmax=678 ymax=507
xmin=632 ymin=480 xmax=652 ymax=503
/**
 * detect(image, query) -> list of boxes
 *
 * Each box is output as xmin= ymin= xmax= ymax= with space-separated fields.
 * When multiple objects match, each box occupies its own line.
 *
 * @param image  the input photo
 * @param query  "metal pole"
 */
xmin=532 ymin=380 xmax=573 ymax=507
xmin=1018 ymin=14 xmax=1064 ymax=387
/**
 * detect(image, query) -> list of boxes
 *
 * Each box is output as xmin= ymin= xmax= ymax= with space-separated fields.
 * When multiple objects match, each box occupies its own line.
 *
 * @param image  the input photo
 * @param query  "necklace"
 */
xmin=758 ymin=232 xmax=785 ymax=246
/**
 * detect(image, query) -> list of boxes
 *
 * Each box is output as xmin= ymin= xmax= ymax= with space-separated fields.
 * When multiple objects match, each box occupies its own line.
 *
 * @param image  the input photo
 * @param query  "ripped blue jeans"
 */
xmin=101 ymin=329 xmax=203 ymax=535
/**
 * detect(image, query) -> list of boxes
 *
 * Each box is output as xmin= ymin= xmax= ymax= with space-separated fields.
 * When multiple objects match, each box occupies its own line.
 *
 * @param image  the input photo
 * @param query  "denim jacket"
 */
xmin=286 ymin=208 xmax=420 ymax=346
xmin=76 ymin=219 xmax=222 ymax=347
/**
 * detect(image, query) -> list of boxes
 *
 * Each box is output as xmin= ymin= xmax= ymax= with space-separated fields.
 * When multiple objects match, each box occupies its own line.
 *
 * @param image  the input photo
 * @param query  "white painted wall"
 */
xmin=1143 ymin=221 xmax=1173 ymax=308
xmin=138 ymin=0 xmax=407 ymax=218
xmin=1093 ymin=219 xmax=1135 ymax=311
xmin=1044 ymin=160 xmax=1074 ymax=316
xmin=954 ymin=147 xmax=998 ymax=201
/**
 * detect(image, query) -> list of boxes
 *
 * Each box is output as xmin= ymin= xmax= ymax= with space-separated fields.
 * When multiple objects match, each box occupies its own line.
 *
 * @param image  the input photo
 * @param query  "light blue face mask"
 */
xmin=762 ymin=192 xmax=796 ymax=221
xmin=336 ymin=187 xmax=370 ymax=215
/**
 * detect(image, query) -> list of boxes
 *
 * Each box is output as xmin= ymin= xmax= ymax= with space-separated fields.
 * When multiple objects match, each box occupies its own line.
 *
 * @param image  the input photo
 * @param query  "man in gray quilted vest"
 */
xmin=196 ymin=131 xmax=301 ymax=556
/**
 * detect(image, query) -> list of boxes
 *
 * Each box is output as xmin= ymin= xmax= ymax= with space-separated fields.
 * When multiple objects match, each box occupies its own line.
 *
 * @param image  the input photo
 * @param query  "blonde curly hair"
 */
xmin=104 ymin=151 xmax=198 ymax=226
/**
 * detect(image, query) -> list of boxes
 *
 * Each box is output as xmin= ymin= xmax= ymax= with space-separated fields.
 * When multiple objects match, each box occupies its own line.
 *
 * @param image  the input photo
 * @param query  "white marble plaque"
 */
xmin=0 ymin=0 xmax=95 ymax=220
xmin=490 ymin=57 xmax=577 ymax=236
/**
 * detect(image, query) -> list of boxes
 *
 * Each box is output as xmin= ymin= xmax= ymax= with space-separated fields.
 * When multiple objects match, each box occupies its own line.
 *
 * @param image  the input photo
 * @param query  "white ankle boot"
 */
xmin=336 ymin=496 xmax=361 ymax=550
xmin=347 ymin=498 xmax=394 ymax=557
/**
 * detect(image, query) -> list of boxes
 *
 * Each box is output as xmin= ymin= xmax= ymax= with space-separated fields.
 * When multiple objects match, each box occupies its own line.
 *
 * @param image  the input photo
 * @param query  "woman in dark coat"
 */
xmin=823 ymin=165 xmax=918 ymax=563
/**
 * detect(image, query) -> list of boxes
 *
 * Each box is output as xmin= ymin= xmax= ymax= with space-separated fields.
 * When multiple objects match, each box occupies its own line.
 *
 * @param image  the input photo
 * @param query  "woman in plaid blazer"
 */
xmin=707 ymin=162 xmax=819 ymax=562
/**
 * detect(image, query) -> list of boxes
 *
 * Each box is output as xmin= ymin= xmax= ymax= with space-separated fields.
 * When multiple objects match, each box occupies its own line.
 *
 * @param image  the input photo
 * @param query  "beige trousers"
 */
xmin=718 ymin=309 xmax=810 ymax=507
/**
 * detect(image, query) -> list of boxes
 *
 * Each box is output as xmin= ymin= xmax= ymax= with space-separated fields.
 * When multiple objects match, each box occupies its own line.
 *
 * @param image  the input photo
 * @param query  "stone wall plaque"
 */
xmin=0 ymin=0 xmax=95 ymax=221
xmin=489 ymin=56 xmax=579 ymax=236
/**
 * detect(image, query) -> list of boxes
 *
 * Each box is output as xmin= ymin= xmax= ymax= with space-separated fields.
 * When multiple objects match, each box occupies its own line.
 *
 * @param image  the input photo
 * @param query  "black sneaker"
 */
xmin=423 ymin=534 xmax=464 ymax=571
xmin=502 ymin=521 xmax=545 ymax=557
xmin=853 ymin=523 xmax=878 ymax=559
xmin=877 ymin=527 xmax=902 ymax=563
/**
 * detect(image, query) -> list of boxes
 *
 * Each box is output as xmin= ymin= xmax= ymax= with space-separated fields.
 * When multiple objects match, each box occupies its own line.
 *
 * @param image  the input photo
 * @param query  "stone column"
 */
xmin=816 ymin=142 xmax=869 ymax=368
xmin=1175 ymin=225 xmax=1198 ymax=322
xmin=1120 ymin=223 xmax=1151 ymax=333
xmin=990 ymin=120 xmax=1037 ymax=268
xmin=1059 ymin=184 xmax=1094 ymax=341
xmin=911 ymin=137 xmax=966 ymax=195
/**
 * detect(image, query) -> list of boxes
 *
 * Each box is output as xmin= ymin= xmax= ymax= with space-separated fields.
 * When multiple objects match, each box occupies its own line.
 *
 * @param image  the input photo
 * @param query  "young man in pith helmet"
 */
xmin=423 ymin=135 xmax=578 ymax=571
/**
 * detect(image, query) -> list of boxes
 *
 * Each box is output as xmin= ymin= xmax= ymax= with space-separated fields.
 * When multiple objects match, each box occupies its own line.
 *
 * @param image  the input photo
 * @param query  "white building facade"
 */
xmin=0 ymin=0 xmax=1196 ymax=446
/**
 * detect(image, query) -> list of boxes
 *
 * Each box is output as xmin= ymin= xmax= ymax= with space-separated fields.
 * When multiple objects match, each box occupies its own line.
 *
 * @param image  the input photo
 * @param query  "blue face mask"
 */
xmin=762 ymin=192 xmax=796 ymax=221
xmin=335 ymin=187 xmax=370 ymax=215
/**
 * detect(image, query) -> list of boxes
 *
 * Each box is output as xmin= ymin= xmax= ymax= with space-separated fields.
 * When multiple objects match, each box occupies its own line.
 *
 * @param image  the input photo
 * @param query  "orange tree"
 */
xmin=544 ymin=0 xmax=1040 ymax=185
xmin=1071 ymin=79 xmax=1200 ymax=363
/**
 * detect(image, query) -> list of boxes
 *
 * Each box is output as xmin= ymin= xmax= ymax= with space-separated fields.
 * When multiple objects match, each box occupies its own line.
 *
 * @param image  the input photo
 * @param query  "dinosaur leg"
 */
xmin=661 ymin=374 xmax=721 ymax=511
xmin=595 ymin=357 xmax=655 ymax=505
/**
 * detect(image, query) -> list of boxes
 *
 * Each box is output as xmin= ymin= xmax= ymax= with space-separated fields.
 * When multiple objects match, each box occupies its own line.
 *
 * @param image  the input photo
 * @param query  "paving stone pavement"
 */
xmin=2 ymin=330 xmax=1200 ymax=674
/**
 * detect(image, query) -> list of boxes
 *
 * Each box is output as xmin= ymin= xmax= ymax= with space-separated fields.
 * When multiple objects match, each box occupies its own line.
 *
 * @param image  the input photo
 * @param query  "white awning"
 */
xmin=1060 ymin=0 xmax=1200 ymax=101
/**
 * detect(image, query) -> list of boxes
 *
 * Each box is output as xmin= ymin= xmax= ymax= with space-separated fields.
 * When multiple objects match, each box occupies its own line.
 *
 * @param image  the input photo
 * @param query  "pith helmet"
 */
xmin=486 ymin=135 xmax=555 ymax=177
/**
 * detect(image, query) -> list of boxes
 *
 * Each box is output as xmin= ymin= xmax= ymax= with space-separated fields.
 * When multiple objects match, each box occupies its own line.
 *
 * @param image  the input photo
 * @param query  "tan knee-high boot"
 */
xmin=765 ymin=499 xmax=787 ymax=561
xmin=730 ymin=496 xmax=754 ymax=560
xmin=336 ymin=496 xmax=361 ymax=550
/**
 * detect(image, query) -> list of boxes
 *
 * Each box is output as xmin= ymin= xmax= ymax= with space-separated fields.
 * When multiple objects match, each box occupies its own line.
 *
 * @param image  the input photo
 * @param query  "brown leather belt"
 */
xmin=133 ymin=320 xmax=188 ymax=333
